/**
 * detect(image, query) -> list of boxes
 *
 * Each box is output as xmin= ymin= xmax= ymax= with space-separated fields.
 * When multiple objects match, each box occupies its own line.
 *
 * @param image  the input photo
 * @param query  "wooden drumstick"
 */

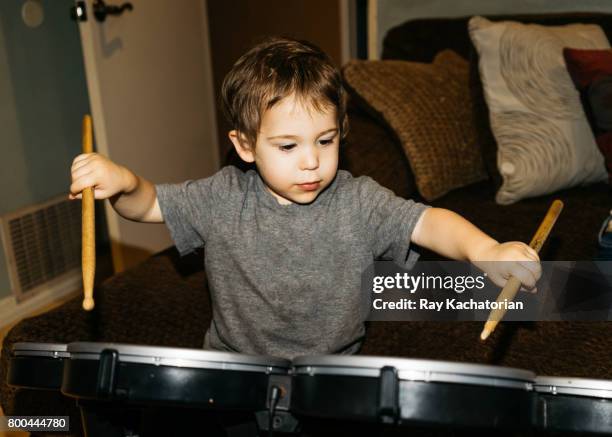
xmin=82 ymin=115 xmax=95 ymax=311
xmin=480 ymin=200 xmax=563 ymax=341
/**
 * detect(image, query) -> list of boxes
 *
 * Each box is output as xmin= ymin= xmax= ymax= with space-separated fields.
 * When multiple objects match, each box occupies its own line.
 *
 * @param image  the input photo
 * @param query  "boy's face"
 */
xmin=230 ymin=94 xmax=339 ymax=205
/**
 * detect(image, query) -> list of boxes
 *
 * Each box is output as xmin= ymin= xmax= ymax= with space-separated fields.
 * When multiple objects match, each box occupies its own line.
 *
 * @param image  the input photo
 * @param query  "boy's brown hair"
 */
xmin=221 ymin=37 xmax=348 ymax=148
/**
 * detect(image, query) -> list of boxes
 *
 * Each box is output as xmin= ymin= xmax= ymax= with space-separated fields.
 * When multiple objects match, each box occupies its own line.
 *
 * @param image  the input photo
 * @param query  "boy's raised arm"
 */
xmin=411 ymin=207 xmax=541 ymax=290
xmin=69 ymin=153 xmax=163 ymax=223
xmin=412 ymin=208 xmax=498 ymax=261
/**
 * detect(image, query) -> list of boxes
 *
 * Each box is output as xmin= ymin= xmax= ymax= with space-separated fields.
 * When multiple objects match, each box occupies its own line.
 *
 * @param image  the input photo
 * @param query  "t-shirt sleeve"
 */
xmin=155 ymin=168 xmax=233 ymax=256
xmin=358 ymin=176 xmax=429 ymax=268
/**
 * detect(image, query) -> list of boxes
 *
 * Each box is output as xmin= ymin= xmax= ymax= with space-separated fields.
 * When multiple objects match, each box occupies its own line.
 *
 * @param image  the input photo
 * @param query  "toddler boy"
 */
xmin=69 ymin=38 xmax=540 ymax=359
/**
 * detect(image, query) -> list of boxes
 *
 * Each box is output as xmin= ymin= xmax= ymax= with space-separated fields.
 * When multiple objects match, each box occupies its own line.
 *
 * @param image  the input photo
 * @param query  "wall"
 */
xmin=374 ymin=0 xmax=612 ymax=58
xmin=207 ymin=0 xmax=344 ymax=161
xmin=0 ymin=0 xmax=90 ymax=299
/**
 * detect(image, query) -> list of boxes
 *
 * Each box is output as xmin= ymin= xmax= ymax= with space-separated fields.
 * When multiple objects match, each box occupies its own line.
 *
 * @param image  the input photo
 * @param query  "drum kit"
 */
xmin=15 ymin=119 xmax=601 ymax=435
xmin=7 ymin=341 xmax=612 ymax=436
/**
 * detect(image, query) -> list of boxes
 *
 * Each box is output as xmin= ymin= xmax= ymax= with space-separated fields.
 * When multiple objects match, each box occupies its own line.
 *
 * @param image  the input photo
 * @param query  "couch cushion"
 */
xmin=424 ymin=180 xmax=610 ymax=261
xmin=342 ymin=50 xmax=487 ymax=201
xmin=342 ymin=98 xmax=419 ymax=199
xmin=383 ymin=13 xmax=612 ymax=63
xmin=382 ymin=13 xmax=612 ymax=188
xmin=469 ymin=16 xmax=609 ymax=205
xmin=467 ymin=15 xmax=612 ymax=189
xmin=564 ymin=47 xmax=612 ymax=184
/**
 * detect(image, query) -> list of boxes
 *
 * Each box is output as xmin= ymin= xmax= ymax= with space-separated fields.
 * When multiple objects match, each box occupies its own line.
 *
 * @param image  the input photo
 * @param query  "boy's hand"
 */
xmin=472 ymin=242 xmax=541 ymax=293
xmin=69 ymin=153 xmax=135 ymax=200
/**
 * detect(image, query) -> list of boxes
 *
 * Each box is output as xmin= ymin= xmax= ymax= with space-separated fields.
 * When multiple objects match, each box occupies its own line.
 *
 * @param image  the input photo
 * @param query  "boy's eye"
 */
xmin=279 ymin=144 xmax=296 ymax=151
xmin=319 ymin=138 xmax=335 ymax=146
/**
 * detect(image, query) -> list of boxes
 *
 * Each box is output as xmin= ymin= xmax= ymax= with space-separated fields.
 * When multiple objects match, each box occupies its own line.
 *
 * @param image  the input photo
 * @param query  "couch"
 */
xmin=1 ymin=13 xmax=611 ymax=436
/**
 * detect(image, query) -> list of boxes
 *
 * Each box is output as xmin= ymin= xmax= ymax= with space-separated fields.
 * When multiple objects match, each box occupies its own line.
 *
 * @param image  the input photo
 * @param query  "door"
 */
xmin=76 ymin=0 xmax=219 ymax=272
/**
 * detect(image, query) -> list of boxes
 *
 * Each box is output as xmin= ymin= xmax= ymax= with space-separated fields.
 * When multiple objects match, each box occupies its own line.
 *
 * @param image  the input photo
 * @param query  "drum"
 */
xmin=291 ymin=355 xmax=536 ymax=430
xmin=8 ymin=342 xmax=69 ymax=390
xmin=60 ymin=342 xmax=293 ymax=437
xmin=61 ymin=342 xmax=291 ymax=409
xmin=535 ymin=376 xmax=612 ymax=435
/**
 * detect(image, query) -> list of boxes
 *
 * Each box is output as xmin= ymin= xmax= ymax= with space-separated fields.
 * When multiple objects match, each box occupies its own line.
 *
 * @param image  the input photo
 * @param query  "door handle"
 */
xmin=70 ymin=0 xmax=133 ymax=22
xmin=93 ymin=0 xmax=133 ymax=22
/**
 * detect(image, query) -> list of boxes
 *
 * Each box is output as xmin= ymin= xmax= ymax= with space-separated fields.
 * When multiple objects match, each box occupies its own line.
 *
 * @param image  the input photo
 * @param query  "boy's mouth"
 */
xmin=296 ymin=181 xmax=321 ymax=191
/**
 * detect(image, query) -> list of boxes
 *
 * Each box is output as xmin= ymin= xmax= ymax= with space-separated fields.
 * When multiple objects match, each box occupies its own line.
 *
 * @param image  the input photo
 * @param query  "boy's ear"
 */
xmin=229 ymin=130 xmax=255 ymax=163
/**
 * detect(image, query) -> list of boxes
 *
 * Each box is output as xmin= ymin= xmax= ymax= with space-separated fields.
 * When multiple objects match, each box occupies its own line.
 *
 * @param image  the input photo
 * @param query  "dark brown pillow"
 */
xmin=342 ymin=50 xmax=487 ymax=201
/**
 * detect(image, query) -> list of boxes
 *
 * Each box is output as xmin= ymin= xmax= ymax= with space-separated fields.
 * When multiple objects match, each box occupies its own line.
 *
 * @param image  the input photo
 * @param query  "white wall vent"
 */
xmin=1 ymin=195 xmax=81 ymax=302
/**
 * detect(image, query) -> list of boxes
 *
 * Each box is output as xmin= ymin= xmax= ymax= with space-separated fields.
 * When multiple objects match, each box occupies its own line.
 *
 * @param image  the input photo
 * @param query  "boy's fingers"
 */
xmin=523 ymin=249 xmax=539 ymax=262
xmin=70 ymin=175 xmax=96 ymax=195
xmin=71 ymin=170 xmax=96 ymax=191
xmin=71 ymin=158 xmax=92 ymax=173
xmin=511 ymin=265 xmax=537 ymax=290
xmin=526 ymin=247 xmax=539 ymax=260
xmin=71 ymin=153 xmax=95 ymax=167
xmin=488 ymin=272 xmax=507 ymax=289
xmin=71 ymin=155 xmax=86 ymax=166
xmin=518 ymin=260 xmax=542 ymax=281
xmin=71 ymin=165 xmax=91 ymax=179
xmin=68 ymin=188 xmax=103 ymax=200
xmin=71 ymin=154 xmax=98 ymax=174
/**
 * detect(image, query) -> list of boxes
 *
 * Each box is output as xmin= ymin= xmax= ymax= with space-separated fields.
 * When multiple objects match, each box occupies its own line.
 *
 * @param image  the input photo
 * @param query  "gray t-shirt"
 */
xmin=156 ymin=166 xmax=428 ymax=359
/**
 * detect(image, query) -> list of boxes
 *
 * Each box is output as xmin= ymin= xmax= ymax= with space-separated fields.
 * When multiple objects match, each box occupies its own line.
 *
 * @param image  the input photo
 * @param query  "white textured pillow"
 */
xmin=469 ymin=16 xmax=609 ymax=204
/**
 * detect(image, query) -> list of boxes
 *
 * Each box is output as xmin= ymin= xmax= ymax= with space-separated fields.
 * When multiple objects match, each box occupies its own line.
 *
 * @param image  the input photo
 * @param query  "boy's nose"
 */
xmin=300 ymin=145 xmax=319 ymax=170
